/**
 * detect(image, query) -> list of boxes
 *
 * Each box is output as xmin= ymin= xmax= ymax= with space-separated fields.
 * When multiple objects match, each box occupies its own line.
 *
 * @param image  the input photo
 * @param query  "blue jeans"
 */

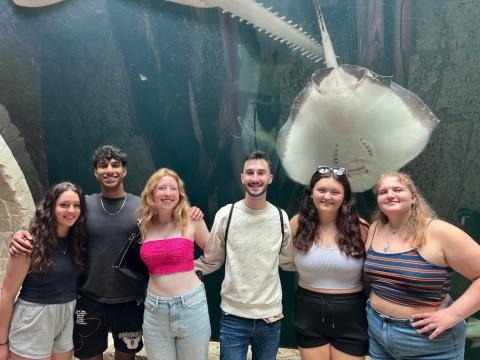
xmin=219 ymin=312 xmax=281 ymax=360
xmin=367 ymin=300 xmax=466 ymax=360
xmin=142 ymin=284 xmax=211 ymax=360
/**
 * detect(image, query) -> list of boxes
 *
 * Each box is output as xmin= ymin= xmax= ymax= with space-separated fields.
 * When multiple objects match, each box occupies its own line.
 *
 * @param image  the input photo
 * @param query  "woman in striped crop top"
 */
xmin=137 ymin=168 xmax=211 ymax=360
xmin=364 ymin=171 xmax=480 ymax=360
xmin=290 ymin=166 xmax=369 ymax=360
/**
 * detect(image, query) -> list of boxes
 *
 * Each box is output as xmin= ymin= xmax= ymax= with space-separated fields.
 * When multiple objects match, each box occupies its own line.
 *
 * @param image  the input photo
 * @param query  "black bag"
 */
xmin=112 ymin=221 xmax=149 ymax=283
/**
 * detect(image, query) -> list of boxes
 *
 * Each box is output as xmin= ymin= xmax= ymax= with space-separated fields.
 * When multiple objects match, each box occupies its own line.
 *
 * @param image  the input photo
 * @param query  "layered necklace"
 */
xmin=382 ymin=223 xmax=408 ymax=253
xmin=99 ymin=193 xmax=127 ymax=216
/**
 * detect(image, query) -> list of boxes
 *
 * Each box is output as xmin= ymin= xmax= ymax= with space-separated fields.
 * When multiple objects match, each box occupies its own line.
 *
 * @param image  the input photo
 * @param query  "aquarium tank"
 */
xmin=0 ymin=0 xmax=479 ymax=356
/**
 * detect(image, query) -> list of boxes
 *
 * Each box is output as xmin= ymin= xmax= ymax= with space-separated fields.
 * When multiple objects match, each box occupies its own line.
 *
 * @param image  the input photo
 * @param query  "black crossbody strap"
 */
xmin=224 ymin=203 xmax=235 ymax=251
xmin=276 ymin=206 xmax=285 ymax=254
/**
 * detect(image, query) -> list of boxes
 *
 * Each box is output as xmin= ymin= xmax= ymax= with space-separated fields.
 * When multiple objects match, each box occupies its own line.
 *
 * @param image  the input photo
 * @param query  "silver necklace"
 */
xmin=382 ymin=224 xmax=407 ymax=252
xmin=389 ymin=223 xmax=407 ymax=235
xmin=59 ymin=241 xmax=68 ymax=255
xmin=100 ymin=193 xmax=127 ymax=216
xmin=382 ymin=240 xmax=392 ymax=253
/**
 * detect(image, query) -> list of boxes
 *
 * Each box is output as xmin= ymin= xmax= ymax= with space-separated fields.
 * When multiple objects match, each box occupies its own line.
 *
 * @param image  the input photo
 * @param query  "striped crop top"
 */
xmin=140 ymin=238 xmax=194 ymax=275
xmin=364 ymin=229 xmax=452 ymax=307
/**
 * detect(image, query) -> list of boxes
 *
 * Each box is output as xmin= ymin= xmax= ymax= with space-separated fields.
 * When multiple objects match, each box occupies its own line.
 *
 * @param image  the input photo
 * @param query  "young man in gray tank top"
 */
xmin=195 ymin=151 xmax=296 ymax=360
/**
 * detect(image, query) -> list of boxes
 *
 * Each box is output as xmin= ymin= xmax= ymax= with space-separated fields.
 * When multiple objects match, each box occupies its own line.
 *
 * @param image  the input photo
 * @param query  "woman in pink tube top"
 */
xmin=364 ymin=171 xmax=480 ymax=360
xmin=137 ymin=168 xmax=210 ymax=360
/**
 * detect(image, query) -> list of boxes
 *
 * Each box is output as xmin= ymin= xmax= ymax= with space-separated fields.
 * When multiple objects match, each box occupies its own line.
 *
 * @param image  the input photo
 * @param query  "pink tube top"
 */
xmin=140 ymin=238 xmax=194 ymax=275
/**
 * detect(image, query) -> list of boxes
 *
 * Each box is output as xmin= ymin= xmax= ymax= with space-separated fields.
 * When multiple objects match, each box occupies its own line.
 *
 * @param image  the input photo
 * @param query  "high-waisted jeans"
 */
xmin=367 ymin=300 xmax=466 ymax=360
xmin=142 ymin=283 xmax=211 ymax=360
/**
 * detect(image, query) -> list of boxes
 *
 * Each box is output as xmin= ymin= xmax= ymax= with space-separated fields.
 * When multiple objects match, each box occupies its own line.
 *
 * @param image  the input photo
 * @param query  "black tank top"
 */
xmin=19 ymin=235 xmax=82 ymax=304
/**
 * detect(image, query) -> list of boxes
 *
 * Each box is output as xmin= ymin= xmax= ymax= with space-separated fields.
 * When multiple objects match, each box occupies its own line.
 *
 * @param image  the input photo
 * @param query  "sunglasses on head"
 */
xmin=317 ymin=166 xmax=347 ymax=176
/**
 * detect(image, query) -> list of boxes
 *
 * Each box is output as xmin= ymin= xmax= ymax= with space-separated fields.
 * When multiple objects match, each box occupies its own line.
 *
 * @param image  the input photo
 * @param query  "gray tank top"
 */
xmin=294 ymin=244 xmax=363 ymax=290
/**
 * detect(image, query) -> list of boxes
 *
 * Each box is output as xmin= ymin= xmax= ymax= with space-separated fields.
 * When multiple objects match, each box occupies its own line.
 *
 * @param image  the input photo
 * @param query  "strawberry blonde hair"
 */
xmin=137 ymin=168 xmax=190 ymax=239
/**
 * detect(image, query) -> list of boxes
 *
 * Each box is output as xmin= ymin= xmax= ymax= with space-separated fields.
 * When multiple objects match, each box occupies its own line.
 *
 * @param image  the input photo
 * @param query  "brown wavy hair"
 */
xmin=372 ymin=171 xmax=436 ymax=248
xmin=29 ymin=182 xmax=87 ymax=272
xmin=137 ymin=168 xmax=190 ymax=239
xmin=293 ymin=169 xmax=365 ymax=258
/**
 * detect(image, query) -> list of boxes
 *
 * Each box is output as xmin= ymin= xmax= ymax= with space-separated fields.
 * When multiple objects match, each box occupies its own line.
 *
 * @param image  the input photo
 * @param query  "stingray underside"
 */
xmin=276 ymin=64 xmax=439 ymax=192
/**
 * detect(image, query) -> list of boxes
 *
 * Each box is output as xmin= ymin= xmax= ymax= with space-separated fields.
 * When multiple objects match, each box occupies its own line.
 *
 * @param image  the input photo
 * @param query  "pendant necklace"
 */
xmin=59 ymin=241 xmax=68 ymax=255
xmin=382 ymin=240 xmax=392 ymax=253
xmin=390 ymin=224 xmax=406 ymax=235
xmin=383 ymin=223 xmax=407 ymax=253
xmin=100 ymin=193 xmax=127 ymax=216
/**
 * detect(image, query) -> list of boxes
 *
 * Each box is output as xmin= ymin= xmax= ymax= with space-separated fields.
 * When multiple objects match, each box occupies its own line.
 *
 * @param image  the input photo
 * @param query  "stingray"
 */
xmin=276 ymin=0 xmax=439 ymax=192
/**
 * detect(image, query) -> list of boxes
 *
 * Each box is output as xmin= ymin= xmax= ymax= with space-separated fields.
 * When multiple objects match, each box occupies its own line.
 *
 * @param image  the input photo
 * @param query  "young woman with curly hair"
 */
xmin=364 ymin=171 xmax=480 ymax=359
xmin=290 ymin=166 xmax=369 ymax=360
xmin=137 ymin=168 xmax=210 ymax=360
xmin=0 ymin=182 xmax=87 ymax=360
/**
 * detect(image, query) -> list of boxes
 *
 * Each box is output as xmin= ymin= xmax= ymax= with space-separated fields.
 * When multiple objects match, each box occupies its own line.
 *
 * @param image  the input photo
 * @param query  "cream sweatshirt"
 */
xmin=195 ymin=201 xmax=295 ymax=319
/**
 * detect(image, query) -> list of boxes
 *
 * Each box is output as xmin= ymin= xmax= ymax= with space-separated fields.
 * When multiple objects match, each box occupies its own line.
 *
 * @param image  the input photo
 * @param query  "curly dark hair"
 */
xmin=92 ymin=145 xmax=127 ymax=168
xmin=29 ymin=182 xmax=87 ymax=272
xmin=293 ymin=169 xmax=365 ymax=258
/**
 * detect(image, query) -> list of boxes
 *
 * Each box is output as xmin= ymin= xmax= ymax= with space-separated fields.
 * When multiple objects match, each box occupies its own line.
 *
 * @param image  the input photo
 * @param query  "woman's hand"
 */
xmin=411 ymin=307 xmax=463 ymax=340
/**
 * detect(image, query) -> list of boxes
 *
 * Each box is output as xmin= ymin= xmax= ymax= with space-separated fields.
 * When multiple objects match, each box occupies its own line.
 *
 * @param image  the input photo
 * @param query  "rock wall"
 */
xmin=0 ymin=134 xmax=35 ymax=280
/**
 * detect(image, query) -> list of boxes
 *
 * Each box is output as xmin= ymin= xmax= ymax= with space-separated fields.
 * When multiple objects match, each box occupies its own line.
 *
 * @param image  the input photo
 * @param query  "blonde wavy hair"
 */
xmin=137 ymin=168 xmax=190 ymax=239
xmin=372 ymin=171 xmax=436 ymax=248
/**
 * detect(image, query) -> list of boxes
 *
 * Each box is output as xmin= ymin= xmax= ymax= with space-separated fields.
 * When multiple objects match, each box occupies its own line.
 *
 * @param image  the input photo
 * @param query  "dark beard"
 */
xmin=244 ymin=183 xmax=268 ymax=198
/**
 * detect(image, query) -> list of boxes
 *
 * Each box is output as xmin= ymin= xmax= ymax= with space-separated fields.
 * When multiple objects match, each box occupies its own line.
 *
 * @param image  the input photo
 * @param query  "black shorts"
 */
xmin=73 ymin=294 xmax=144 ymax=358
xmin=294 ymin=287 xmax=368 ymax=356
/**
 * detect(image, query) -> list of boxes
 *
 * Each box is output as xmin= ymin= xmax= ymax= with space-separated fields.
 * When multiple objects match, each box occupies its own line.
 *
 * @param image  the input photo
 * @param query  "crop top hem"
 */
xmin=298 ymin=280 xmax=363 ymax=291
xmin=149 ymin=264 xmax=194 ymax=276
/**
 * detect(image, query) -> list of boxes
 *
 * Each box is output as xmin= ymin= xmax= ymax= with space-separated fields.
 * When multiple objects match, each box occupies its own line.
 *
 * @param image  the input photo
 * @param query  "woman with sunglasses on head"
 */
xmin=291 ymin=166 xmax=369 ymax=360
xmin=137 ymin=168 xmax=210 ymax=360
xmin=0 ymin=182 xmax=86 ymax=360
xmin=364 ymin=171 xmax=480 ymax=360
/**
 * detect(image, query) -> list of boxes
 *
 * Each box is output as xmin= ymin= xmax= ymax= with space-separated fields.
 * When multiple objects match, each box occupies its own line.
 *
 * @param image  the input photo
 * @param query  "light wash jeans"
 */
xmin=367 ymin=300 xmax=466 ymax=360
xmin=219 ymin=312 xmax=281 ymax=360
xmin=143 ymin=283 xmax=211 ymax=360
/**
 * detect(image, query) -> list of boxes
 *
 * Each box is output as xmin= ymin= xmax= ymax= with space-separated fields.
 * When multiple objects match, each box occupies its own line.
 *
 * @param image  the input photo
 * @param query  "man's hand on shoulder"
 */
xmin=188 ymin=206 xmax=204 ymax=221
xmin=10 ymin=230 xmax=33 ymax=256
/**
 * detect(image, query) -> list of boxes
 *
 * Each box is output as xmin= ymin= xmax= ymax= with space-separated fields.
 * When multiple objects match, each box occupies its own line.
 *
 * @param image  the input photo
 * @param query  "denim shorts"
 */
xmin=143 ymin=283 xmax=211 ymax=360
xmin=367 ymin=300 xmax=466 ymax=360
xmin=9 ymin=299 xmax=76 ymax=359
